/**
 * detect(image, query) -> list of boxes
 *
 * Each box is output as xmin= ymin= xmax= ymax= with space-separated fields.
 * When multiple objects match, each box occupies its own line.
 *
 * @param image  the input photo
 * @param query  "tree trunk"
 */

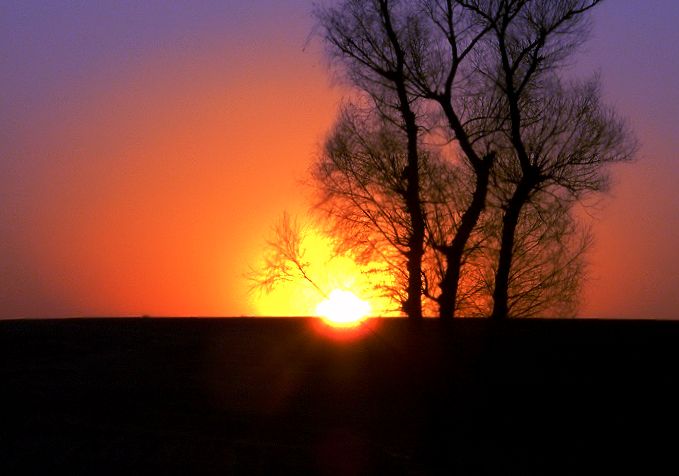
xmin=380 ymin=1 xmax=425 ymax=320
xmin=401 ymin=103 xmax=425 ymax=320
xmin=438 ymin=158 xmax=493 ymax=319
xmin=402 ymin=143 xmax=425 ymax=319
xmin=491 ymin=178 xmax=534 ymax=320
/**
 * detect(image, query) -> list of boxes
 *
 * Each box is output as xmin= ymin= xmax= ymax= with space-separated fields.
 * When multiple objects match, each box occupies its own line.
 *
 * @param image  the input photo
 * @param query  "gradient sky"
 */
xmin=1 ymin=0 xmax=678 ymax=319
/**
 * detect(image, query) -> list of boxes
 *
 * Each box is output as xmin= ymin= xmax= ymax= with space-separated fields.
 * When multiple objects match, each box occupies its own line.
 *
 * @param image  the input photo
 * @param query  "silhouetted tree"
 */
xmin=504 ymin=203 xmax=591 ymax=318
xmin=316 ymin=0 xmax=506 ymax=319
xmin=315 ymin=0 xmax=428 ymax=319
xmin=312 ymin=102 xmax=461 ymax=316
xmin=398 ymin=0 xmax=500 ymax=319
xmin=459 ymin=195 xmax=593 ymax=318
xmin=321 ymin=0 xmax=634 ymax=318
xmin=457 ymin=0 xmax=636 ymax=318
xmin=401 ymin=0 xmax=635 ymax=318
xmin=261 ymin=0 xmax=635 ymax=319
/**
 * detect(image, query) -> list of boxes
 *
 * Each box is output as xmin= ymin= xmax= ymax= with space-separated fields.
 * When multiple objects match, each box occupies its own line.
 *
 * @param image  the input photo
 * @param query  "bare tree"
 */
xmin=402 ymin=0 xmax=500 ymax=319
xmin=487 ymin=78 xmax=636 ymax=319
xmin=458 ymin=0 xmax=637 ymax=318
xmin=315 ymin=0 xmax=505 ymax=319
xmin=315 ymin=0 xmax=428 ymax=319
xmin=504 ymin=203 xmax=591 ymax=318
xmin=312 ymin=102 xmax=461 ymax=316
xmin=301 ymin=0 xmax=635 ymax=320
xmin=404 ymin=1 xmax=633 ymax=319
xmin=459 ymin=193 xmax=593 ymax=318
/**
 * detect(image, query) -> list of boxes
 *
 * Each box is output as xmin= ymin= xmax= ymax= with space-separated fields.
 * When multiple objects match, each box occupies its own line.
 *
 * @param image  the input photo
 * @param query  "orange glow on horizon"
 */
xmin=315 ymin=289 xmax=371 ymax=328
xmin=0 ymin=37 xmax=341 ymax=318
xmin=251 ymin=225 xmax=397 ymax=318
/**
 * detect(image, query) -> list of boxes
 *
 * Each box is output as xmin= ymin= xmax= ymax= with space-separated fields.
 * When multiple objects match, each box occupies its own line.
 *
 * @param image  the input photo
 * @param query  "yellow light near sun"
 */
xmin=251 ymin=223 xmax=396 ymax=318
xmin=316 ymin=289 xmax=371 ymax=328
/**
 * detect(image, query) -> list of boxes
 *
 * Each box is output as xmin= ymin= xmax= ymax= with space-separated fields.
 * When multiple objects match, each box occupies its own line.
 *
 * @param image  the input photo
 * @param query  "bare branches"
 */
xmin=286 ymin=0 xmax=632 ymax=320
xmin=315 ymin=0 xmax=429 ymax=318
xmin=248 ymin=213 xmax=328 ymax=299
xmin=526 ymin=77 xmax=637 ymax=195
xmin=312 ymin=105 xmax=454 ymax=313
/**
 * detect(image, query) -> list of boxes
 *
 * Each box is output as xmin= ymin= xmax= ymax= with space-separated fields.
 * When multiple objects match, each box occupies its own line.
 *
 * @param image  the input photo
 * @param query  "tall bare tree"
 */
xmin=316 ymin=0 xmax=428 ymax=319
xmin=298 ymin=0 xmax=635 ymax=320
xmin=402 ymin=0 xmax=499 ymax=319
xmin=459 ymin=0 xmax=636 ymax=318
xmin=312 ymin=102 xmax=460 ymax=316
xmin=316 ymin=0 xmax=505 ymax=319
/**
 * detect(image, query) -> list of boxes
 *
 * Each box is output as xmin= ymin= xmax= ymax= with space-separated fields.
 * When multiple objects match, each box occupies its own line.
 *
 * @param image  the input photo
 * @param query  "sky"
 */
xmin=1 ymin=0 xmax=678 ymax=319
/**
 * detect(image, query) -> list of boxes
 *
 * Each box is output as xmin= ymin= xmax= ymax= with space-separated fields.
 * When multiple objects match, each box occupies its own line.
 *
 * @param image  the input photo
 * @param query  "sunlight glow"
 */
xmin=315 ymin=289 xmax=371 ymax=328
xmin=252 ymin=224 xmax=397 ymax=318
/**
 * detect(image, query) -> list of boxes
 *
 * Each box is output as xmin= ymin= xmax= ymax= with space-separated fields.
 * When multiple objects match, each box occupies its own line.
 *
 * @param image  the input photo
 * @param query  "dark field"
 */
xmin=2 ymin=318 xmax=678 ymax=474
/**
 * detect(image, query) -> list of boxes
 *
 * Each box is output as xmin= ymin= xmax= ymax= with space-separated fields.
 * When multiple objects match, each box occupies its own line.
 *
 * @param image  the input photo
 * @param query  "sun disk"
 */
xmin=315 ymin=289 xmax=371 ymax=328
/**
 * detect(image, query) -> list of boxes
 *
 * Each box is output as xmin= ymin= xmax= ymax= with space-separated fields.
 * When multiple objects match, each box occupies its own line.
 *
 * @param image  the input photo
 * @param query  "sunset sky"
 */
xmin=2 ymin=0 xmax=678 ymax=319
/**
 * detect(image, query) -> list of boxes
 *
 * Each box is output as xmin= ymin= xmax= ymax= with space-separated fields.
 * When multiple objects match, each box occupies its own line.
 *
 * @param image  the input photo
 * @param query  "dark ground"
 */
xmin=1 ymin=317 xmax=678 ymax=474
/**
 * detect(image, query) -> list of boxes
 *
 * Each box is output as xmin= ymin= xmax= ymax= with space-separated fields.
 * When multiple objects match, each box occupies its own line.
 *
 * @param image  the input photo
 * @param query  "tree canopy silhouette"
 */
xmin=253 ymin=0 xmax=635 ymax=319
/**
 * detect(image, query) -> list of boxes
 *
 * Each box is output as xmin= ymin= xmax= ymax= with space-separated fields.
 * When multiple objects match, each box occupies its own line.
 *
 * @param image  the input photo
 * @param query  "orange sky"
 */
xmin=35 ymin=62 xmax=338 ymax=316
xmin=1 ymin=1 xmax=678 ymax=319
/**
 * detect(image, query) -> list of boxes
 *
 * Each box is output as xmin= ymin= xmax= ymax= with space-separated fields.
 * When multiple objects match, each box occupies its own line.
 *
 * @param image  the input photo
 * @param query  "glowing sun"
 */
xmin=315 ymin=289 xmax=371 ymax=328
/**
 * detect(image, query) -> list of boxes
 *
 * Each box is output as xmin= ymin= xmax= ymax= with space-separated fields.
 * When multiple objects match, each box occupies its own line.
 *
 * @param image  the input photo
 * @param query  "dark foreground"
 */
xmin=2 ymin=318 xmax=678 ymax=474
